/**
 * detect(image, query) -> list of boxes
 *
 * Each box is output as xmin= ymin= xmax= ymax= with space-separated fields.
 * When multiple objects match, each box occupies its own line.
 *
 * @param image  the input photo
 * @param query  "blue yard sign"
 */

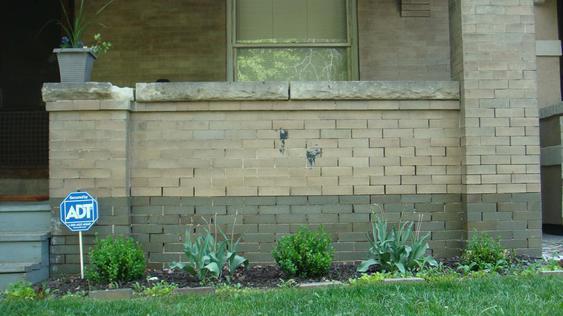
xmin=60 ymin=191 xmax=99 ymax=232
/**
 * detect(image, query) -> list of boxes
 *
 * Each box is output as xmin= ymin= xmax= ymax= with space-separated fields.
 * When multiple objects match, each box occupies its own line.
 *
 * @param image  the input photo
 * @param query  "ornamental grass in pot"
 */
xmin=54 ymin=0 xmax=112 ymax=82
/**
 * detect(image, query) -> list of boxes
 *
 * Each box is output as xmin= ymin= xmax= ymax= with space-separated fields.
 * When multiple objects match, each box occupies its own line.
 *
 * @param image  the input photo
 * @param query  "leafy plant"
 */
xmin=357 ymin=213 xmax=437 ymax=274
xmin=277 ymin=278 xmax=298 ymax=288
xmin=141 ymin=281 xmax=177 ymax=297
xmin=348 ymin=273 xmax=386 ymax=286
xmin=3 ymin=281 xmax=36 ymax=300
xmin=459 ymin=232 xmax=510 ymax=273
xmin=58 ymin=0 xmax=113 ymax=54
xmin=171 ymin=213 xmax=248 ymax=284
xmin=272 ymin=227 xmax=334 ymax=278
xmin=86 ymin=236 xmax=146 ymax=284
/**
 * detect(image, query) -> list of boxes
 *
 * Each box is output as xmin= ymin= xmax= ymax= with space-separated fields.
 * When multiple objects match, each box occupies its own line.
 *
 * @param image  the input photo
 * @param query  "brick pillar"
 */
xmin=43 ymin=82 xmax=134 ymax=274
xmin=449 ymin=0 xmax=542 ymax=256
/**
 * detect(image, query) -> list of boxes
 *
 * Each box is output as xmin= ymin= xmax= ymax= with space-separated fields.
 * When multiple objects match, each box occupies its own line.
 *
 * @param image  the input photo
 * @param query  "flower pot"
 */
xmin=53 ymin=48 xmax=97 ymax=83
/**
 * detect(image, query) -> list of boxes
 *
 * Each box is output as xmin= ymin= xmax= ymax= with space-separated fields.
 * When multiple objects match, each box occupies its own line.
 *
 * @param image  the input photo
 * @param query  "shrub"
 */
xmin=3 ymin=281 xmax=36 ymax=300
xmin=272 ymin=227 xmax=334 ymax=278
xmin=86 ymin=236 xmax=146 ymax=283
xmin=460 ymin=232 xmax=509 ymax=273
xmin=171 ymin=214 xmax=248 ymax=284
xmin=357 ymin=215 xmax=437 ymax=274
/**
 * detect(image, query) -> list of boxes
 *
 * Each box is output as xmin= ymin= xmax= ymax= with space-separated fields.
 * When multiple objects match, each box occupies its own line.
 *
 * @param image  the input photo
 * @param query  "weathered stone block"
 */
xmin=136 ymin=82 xmax=289 ymax=102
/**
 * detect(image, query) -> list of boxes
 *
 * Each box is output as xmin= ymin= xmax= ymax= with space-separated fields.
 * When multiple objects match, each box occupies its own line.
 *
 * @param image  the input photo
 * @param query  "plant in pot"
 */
xmin=54 ymin=0 xmax=113 ymax=83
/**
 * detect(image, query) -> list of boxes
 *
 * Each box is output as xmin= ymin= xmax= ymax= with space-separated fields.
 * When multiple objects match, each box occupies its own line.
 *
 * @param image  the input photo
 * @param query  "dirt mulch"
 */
xmin=42 ymin=263 xmax=361 ymax=296
xmin=39 ymin=256 xmax=554 ymax=297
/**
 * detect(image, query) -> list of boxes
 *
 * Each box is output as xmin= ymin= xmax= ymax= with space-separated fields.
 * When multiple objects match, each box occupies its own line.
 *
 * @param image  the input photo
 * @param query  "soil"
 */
xmin=41 ymin=262 xmax=361 ymax=297
xmin=38 ymin=256 xmax=556 ymax=297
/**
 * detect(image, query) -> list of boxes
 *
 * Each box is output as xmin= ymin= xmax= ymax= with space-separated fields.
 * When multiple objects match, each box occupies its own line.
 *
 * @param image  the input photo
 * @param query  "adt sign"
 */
xmin=60 ymin=192 xmax=99 ymax=232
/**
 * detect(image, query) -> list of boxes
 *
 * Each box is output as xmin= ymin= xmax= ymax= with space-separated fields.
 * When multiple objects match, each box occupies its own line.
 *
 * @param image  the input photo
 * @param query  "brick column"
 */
xmin=449 ymin=0 xmax=542 ymax=256
xmin=43 ymin=83 xmax=134 ymax=274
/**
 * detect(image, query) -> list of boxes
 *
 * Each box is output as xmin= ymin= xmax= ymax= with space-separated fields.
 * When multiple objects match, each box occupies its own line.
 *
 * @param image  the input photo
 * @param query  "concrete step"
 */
xmin=0 ymin=202 xmax=51 ymax=232
xmin=0 ymin=263 xmax=49 ymax=291
xmin=0 ymin=232 xmax=50 ymax=265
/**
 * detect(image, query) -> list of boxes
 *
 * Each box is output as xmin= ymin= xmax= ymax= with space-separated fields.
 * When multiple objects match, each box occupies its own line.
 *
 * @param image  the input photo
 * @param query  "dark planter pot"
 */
xmin=53 ymin=48 xmax=97 ymax=83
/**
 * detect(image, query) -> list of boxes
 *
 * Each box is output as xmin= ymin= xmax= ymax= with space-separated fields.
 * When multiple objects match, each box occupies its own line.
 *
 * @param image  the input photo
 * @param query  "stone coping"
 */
xmin=290 ymin=81 xmax=460 ymax=101
xmin=539 ymin=102 xmax=563 ymax=119
xmin=42 ymin=82 xmax=134 ymax=102
xmin=43 ymin=81 xmax=460 ymax=106
xmin=136 ymin=82 xmax=290 ymax=102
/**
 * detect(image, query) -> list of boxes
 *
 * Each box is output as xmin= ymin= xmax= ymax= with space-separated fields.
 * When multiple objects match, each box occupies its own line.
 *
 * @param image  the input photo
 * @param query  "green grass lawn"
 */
xmin=1 ymin=275 xmax=562 ymax=316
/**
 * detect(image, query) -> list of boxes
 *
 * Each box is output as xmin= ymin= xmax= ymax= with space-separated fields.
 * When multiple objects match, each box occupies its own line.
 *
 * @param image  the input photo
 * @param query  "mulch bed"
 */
xmin=39 ymin=256 xmax=558 ymax=297
xmin=42 ymin=262 xmax=361 ymax=296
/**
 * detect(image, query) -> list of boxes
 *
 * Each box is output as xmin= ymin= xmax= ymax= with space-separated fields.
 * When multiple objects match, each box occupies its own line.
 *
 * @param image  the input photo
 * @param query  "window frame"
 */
xmin=226 ymin=0 xmax=359 ymax=82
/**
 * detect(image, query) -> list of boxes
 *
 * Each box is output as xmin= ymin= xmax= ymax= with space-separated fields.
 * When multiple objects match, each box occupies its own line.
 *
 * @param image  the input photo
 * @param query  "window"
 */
xmin=227 ymin=0 xmax=358 ymax=81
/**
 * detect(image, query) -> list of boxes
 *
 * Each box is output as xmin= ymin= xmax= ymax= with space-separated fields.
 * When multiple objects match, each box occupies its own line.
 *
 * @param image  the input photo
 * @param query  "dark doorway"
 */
xmin=0 ymin=1 xmax=66 ymax=196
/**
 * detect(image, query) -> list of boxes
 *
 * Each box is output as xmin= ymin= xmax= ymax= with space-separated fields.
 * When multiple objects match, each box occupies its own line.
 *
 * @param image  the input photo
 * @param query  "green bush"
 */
xmin=460 ymin=232 xmax=509 ymax=273
xmin=86 ymin=236 xmax=146 ymax=283
xmin=3 ymin=281 xmax=36 ymax=300
xmin=357 ymin=216 xmax=437 ymax=274
xmin=272 ymin=227 xmax=334 ymax=278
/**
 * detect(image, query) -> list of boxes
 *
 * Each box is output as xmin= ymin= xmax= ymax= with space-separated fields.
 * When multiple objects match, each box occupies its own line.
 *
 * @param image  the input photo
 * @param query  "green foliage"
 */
xmin=215 ymin=283 xmax=258 ymax=298
xmin=141 ymin=281 xmax=177 ymax=297
xmin=58 ymin=0 xmax=113 ymax=54
xmin=1 ymin=276 xmax=563 ymax=315
xmin=541 ymin=258 xmax=563 ymax=272
xmin=34 ymin=283 xmax=55 ymax=300
xmin=348 ymin=273 xmax=386 ymax=286
xmin=276 ymin=279 xmax=298 ymax=289
xmin=171 ymin=214 xmax=248 ymax=284
xmin=272 ymin=227 xmax=334 ymax=278
xmin=3 ymin=281 xmax=36 ymax=300
xmin=417 ymin=265 xmax=460 ymax=283
xmin=459 ymin=232 xmax=509 ymax=273
xmin=91 ymin=33 xmax=112 ymax=55
xmin=357 ymin=215 xmax=437 ymax=274
xmin=513 ymin=264 xmax=540 ymax=277
xmin=86 ymin=236 xmax=146 ymax=283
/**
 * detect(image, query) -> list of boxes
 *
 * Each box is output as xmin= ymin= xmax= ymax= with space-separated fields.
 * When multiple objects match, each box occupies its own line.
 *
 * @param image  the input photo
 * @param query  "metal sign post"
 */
xmin=59 ymin=191 xmax=99 ymax=279
xmin=79 ymin=231 xmax=84 ymax=279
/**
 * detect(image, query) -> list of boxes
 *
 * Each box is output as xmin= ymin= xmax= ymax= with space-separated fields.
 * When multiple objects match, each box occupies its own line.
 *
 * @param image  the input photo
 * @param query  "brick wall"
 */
xmin=450 ymin=0 xmax=542 ymax=255
xmin=83 ymin=0 xmax=227 ymax=87
xmin=44 ymin=81 xmax=469 ymax=272
xmin=359 ymin=0 xmax=451 ymax=81
xmin=127 ymin=103 xmax=463 ymax=267
xmin=81 ymin=0 xmax=451 ymax=86
xmin=130 ymin=108 xmax=462 ymax=198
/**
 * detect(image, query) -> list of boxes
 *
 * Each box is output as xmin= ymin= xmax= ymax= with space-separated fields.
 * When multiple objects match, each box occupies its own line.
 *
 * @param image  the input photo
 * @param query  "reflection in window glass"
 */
xmin=236 ymin=48 xmax=348 ymax=81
